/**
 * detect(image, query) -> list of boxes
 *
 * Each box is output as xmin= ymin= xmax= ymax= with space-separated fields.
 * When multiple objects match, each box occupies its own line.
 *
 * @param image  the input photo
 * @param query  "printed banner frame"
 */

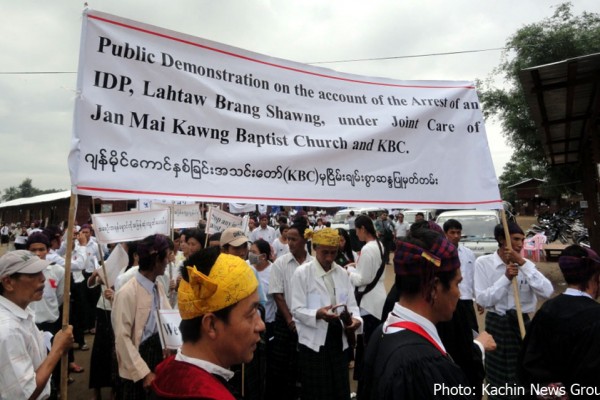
xmin=70 ymin=10 xmax=502 ymax=209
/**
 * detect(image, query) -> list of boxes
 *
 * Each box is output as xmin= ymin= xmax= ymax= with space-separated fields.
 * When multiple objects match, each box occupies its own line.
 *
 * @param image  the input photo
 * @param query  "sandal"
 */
xmin=69 ymin=363 xmax=85 ymax=373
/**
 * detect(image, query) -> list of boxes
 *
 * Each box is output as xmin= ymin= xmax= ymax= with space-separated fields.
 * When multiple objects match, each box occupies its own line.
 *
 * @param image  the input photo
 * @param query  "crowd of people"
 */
xmin=0 ymin=209 xmax=599 ymax=400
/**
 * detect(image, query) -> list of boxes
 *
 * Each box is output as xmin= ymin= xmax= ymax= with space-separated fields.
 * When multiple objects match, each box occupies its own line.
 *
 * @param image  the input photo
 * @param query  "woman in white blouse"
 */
xmin=347 ymin=215 xmax=387 ymax=379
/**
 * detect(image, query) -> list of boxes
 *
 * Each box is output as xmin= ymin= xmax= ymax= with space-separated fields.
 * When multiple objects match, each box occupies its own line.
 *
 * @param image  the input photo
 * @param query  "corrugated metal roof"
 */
xmin=0 ymin=190 xmax=71 ymax=208
xmin=507 ymin=178 xmax=546 ymax=188
xmin=519 ymin=53 xmax=600 ymax=166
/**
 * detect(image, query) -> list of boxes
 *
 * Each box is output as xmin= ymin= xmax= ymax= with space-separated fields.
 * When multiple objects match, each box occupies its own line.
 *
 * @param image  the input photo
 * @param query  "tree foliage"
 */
xmin=479 ymin=2 xmax=600 ymax=198
xmin=1 ymin=178 xmax=63 ymax=202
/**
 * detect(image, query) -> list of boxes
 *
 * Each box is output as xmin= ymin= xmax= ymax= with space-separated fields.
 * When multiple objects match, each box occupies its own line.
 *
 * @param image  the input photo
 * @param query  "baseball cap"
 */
xmin=0 ymin=250 xmax=50 ymax=278
xmin=220 ymin=227 xmax=249 ymax=247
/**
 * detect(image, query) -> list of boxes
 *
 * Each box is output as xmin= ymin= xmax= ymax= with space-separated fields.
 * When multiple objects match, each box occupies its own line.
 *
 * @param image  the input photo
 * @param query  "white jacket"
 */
xmin=291 ymin=259 xmax=362 ymax=352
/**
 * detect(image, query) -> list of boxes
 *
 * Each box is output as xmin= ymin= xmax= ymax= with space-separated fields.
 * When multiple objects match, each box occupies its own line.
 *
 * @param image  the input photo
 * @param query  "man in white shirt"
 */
xmin=292 ymin=227 xmax=361 ymax=400
xmin=0 ymin=250 xmax=73 ymax=400
xmin=441 ymin=218 xmax=493 ymax=398
xmin=474 ymin=222 xmax=553 ymax=400
xmin=78 ymin=224 xmax=108 ymax=334
xmin=442 ymin=219 xmax=477 ymax=330
xmin=0 ymin=223 xmax=9 ymax=247
xmin=250 ymin=214 xmax=277 ymax=244
xmin=267 ymin=221 xmax=313 ymax=400
xmin=393 ymin=212 xmax=409 ymax=239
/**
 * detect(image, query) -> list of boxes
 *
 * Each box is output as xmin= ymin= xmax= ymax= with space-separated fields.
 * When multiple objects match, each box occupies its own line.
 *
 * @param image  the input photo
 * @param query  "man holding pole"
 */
xmin=474 ymin=222 xmax=552 ymax=400
xmin=0 ymin=250 xmax=74 ymax=400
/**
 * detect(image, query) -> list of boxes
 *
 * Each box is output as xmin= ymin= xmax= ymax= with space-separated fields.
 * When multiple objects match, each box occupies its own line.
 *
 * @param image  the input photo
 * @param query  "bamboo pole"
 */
xmin=500 ymin=209 xmax=526 ymax=339
xmin=60 ymin=192 xmax=77 ymax=399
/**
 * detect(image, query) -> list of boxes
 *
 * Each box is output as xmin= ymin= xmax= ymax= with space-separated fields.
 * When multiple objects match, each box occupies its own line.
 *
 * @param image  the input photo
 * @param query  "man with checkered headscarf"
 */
xmin=519 ymin=245 xmax=600 ymax=397
xmin=358 ymin=228 xmax=474 ymax=399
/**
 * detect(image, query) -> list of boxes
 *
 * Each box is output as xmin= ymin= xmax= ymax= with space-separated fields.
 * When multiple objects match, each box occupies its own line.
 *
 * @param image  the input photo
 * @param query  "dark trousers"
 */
xmin=120 ymin=333 xmax=163 ymax=400
xmin=353 ymin=313 xmax=381 ymax=381
xmin=298 ymin=322 xmax=349 ymax=400
xmin=265 ymin=314 xmax=299 ymax=400
xmin=71 ymin=279 xmax=87 ymax=345
xmin=82 ymin=271 xmax=101 ymax=330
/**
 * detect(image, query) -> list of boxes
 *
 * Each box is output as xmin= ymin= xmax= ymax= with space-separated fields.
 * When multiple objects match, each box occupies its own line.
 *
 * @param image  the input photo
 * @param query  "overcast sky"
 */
xmin=1 ymin=0 xmax=597 ymax=195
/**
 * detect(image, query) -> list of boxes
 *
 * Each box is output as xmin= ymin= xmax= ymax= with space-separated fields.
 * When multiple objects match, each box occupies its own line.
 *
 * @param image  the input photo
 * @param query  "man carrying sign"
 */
xmin=151 ymin=247 xmax=265 ymax=399
xmin=474 ymin=222 xmax=553 ymax=399
xmin=0 ymin=250 xmax=74 ymax=400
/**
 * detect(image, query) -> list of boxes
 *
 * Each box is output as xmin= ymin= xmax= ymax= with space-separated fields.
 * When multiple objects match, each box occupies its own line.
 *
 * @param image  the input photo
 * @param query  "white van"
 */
xmin=436 ymin=210 xmax=500 ymax=257
xmin=402 ymin=209 xmax=436 ymax=225
xmin=330 ymin=207 xmax=388 ymax=231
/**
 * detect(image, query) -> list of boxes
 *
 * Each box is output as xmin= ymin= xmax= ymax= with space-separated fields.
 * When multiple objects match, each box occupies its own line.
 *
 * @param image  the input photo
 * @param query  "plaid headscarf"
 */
xmin=394 ymin=235 xmax=460 ymax=276
xmin=558 ymin=247 xmax=600 ymax=283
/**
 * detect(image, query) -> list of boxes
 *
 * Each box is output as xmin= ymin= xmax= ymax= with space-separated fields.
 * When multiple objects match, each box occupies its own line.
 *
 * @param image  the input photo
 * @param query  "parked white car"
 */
xmin=330 ymin=207 xmax=388 ymax=231
xmin=402 ymin=209 xmax=436 ymax=225
xmin=436 ymin=210 xmax=500 ymax=257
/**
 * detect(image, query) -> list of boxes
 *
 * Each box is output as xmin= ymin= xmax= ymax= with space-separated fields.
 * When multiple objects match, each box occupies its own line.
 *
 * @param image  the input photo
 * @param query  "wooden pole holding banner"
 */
xmin=500 ymin=209 xmax=526 ymax=339
xmin=60 ymin=192 xmax=78 ymax=399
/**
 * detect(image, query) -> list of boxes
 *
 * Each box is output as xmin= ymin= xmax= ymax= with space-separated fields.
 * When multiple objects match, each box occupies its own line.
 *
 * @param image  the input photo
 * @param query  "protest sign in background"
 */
xmin=158 ymin=309 xmax=183 ymax=350
xmin=70 ymin=10 xmax=502 ymax=209
xmin=151 ymin=202 xmax=201 ymax=229
xmin=206 ymin=207 xmax=243 ymax=234
xmin=92 ymin=208 xmax=170 ymax=244
xmin=101 ymin=243 xmax=129 ymax=289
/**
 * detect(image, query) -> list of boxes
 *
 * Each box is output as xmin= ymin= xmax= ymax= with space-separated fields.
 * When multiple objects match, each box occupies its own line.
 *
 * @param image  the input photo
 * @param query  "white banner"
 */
xmin=151 ymin=202 xmax=201 ymax=229
xmin=92 ymin=208 xmax=170 ymax=244
xmin=70 ymin=10 xmax=502 ymax=209
xmin=228 ymin=203 xmax=256 ymax=214
xmin=157 ymin=309 xmax=182 ymax=350
xmin=138 ymin=198 xmax=194 ymax=210
xmin=206 ymin=207 xmax=243 ymax=234
xmin=101 ymin=243 xmax=128 ymax=289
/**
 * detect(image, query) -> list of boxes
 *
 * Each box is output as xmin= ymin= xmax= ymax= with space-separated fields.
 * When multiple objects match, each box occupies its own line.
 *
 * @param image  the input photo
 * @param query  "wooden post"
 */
xmin=60 ymin=192 xmax=77 ymax=399
xmin=500 ymin=209 xmax=526 ymax=339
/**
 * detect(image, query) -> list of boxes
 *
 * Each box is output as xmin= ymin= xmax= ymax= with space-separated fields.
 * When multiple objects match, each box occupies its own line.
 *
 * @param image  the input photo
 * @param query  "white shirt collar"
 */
xmin=176 ymin=348 xmax=234 ymax=380
xmin=0 ymin=295 xmax=34 ymax=320
xmin=383 ymin=303 xmax=446 ymax=352
xmin=564 ymin=287 xmax=593 ymax=299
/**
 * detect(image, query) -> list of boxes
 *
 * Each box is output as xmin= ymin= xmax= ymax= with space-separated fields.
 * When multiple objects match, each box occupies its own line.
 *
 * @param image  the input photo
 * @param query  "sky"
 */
xmin=1 ymin=0 xmax=598 ymax=195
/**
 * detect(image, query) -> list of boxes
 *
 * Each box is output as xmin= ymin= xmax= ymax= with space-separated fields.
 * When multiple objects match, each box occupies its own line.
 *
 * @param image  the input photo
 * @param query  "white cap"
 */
xmin=0 ymin=250 xmax=50 ymax=278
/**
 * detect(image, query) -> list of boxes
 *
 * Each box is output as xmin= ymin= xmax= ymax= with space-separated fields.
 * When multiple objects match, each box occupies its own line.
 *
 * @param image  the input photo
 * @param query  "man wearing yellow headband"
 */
xmin=291 ymin=227 xmax=362 ymax=400
xmin=152 ymin=247 xmax=265 ymax=399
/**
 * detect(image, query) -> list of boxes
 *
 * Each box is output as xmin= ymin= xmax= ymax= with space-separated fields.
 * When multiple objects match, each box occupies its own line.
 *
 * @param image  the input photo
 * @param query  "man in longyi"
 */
xmin=291 ymin=227 xmax=362 ymax=400
xmin=151 ymin=247 xmax=265 ymax=399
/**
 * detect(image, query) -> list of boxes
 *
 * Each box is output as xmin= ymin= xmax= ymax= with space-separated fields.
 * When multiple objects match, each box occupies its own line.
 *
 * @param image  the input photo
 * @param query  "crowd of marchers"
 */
xmin=1 ymin=210 xmax=599 ymax=400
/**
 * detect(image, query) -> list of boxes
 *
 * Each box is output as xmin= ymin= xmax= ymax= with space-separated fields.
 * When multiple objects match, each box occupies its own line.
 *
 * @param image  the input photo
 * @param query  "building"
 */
xmin=0 ymin=190 xmax=136 ymax=227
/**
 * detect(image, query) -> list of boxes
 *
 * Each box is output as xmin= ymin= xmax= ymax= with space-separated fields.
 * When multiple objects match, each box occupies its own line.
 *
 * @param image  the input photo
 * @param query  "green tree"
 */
xmin=1 ymin=178 xmax=63 ymax=201
xmin=17 ymin=178 xmax=42 ymax=199
xmin=1 ymin=186 xmax=20 ymax=202
xmin=479 ymin=2 xmax=600 ymax=197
